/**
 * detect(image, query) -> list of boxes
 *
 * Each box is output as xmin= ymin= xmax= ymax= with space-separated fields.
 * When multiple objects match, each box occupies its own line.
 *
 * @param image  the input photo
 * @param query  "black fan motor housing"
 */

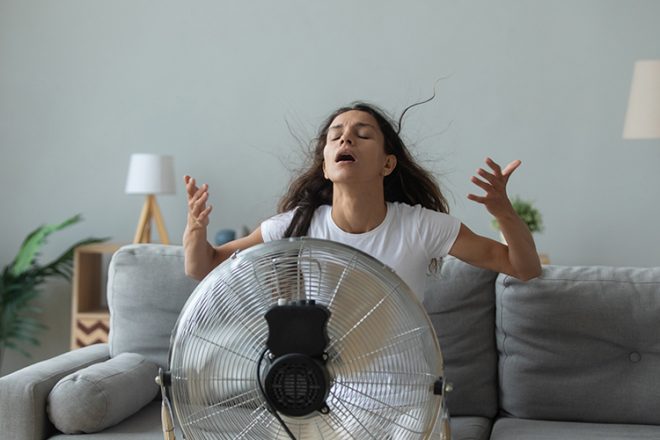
xmin=264 ymin=300 xmax=331 ymax=417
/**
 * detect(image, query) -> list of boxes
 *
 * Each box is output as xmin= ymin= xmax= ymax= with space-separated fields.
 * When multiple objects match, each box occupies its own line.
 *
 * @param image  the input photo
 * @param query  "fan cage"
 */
xmin=168 ymin=238 xmax=445 ymax=439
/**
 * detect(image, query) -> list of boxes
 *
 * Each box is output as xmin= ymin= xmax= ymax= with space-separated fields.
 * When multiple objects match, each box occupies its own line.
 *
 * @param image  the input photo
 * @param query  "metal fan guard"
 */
xmin=168 ymin=238 xmax=445 ymax=439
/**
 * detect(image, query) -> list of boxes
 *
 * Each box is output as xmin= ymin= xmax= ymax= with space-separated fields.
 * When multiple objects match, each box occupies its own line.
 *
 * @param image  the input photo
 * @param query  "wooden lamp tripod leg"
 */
xmin=151 ymin=196 xmax=170 ymax=245
xmin=134 ymin=195 xmax=153 ymax=244
xmin=133 ymin=195 xmax=170 ymax=244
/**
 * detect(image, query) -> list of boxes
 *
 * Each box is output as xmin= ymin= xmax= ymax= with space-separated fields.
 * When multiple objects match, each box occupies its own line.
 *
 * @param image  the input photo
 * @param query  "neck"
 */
xmin=331 ymin=183 xmax=387 ymax=233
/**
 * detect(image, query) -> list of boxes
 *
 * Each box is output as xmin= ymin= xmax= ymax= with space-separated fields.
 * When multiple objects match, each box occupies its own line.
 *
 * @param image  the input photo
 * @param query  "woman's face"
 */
xmin=322 ymin=110 xmax=397 ymax=185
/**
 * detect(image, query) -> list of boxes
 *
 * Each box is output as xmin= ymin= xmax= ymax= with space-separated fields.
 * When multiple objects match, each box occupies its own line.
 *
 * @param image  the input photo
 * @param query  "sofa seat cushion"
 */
xmin=49 ymin=401 xmax=180 ymax=440
xmin=490 ymin=418 xmax=660 ymax=440
xmin=449 ymin=416 xmax=492 ymax=440
xmin=50 ymin=404 xmax=485 ymax=439
xmin=496 ymin=265 xmax=660 ymax=425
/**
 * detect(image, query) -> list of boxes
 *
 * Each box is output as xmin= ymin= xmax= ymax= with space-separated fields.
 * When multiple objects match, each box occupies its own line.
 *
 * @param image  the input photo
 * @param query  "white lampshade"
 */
xmin=623 ymin=59 xmax=660 ymax=139
xmin=125 ymin=154 xmax=176 ymax=195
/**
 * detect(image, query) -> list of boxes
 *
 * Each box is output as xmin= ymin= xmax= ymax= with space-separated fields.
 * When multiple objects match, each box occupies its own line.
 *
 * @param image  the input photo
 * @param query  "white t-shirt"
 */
xmin=260 ymin=202 xmax=461 ymax=301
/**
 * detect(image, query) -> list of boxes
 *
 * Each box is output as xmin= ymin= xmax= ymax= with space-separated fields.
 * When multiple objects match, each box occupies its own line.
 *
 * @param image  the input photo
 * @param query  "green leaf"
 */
xmin=38 ymin=237 xmax=108 ymax=281
xmin=9 ymin=214 xmax=83 ymax=277
xmin=13 ymin=316 xmax=45 ymax=329
xmin=4 ymin=340 xmax=32 ymax=357
xmin=1 ymin=214 xmax=106 ymax=363
xmin=1 ymin=310 xmax=45 ymax=345
xmin=492 ymin=196 xmax=544 ymax=234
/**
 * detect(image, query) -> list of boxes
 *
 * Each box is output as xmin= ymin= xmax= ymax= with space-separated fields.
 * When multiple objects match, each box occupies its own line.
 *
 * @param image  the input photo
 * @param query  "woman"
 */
xmin=183 ymin=102 xmax=541 ymax=299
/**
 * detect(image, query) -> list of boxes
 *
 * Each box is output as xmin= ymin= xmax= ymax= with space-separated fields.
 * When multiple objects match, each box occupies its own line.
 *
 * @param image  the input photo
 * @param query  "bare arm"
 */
xmin=449 ymin=158 xmax=541 ymax=281
xmin=183 ymin=175 xmax=264 ymax=280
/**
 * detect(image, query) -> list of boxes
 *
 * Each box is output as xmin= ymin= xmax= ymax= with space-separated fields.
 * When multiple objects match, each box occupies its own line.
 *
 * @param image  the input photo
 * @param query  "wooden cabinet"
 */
xmin=70 ymin=243 xmax=122 ymax=349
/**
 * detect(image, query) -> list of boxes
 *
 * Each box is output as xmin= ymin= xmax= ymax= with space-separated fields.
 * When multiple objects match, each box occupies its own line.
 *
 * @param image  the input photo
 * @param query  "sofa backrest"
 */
xmin=496 ymin=265 xmax=660 ymax=425
xmin=423 ymin=257 xmax=499 ymax=419
xmin=107 ymin=244 xmax=198 ymax=368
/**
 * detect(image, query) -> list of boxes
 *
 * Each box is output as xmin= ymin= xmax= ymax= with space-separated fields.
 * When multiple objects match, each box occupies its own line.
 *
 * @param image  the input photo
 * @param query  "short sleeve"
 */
xmin=260 ymin=211 xmax=295 ymax=242
xmin=416 ymin=209 xmax=461 ymax=260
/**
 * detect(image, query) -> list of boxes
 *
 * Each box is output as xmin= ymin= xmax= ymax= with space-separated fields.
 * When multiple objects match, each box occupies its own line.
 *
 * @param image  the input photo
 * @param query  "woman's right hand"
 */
xmin=182 ymin=174 xmax=264 ymax=280
xmin=184 ymin=175 xmax=212 ymax=231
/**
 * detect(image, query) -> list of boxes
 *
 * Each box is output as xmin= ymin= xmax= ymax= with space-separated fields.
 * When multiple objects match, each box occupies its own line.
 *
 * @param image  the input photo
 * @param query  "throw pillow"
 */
xmin=47 ymin=352 xmax=159 ymax=434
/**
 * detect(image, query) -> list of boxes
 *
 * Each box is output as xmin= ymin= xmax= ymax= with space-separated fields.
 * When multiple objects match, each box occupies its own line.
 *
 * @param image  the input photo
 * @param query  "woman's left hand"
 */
xmin=454 ymin=157 xmax=541 ymax=281
xmin=468 ymin=157 xmax=521 ymax=218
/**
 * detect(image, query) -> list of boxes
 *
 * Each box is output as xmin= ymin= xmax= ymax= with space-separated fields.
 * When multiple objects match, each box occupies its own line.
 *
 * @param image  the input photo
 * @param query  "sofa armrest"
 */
xmin=0 ymin=343 xmax=110 ymax=440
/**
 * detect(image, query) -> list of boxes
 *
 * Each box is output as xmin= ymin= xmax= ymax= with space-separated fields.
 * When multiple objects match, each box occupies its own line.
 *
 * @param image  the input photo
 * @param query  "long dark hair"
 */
xmin=278 ymin=102 xmax=449 ymax=238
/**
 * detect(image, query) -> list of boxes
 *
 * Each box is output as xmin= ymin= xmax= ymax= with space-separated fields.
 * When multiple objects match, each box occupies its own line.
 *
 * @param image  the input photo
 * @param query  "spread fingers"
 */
xmin=485 ymin=157 xmax=502 ymax=176
xmin=184 ymin=175 xmax=199 ymax=199
xmin=189 ymin=190 xmax=209 ymax=215
xmin=471 ymin=176 xmax=492 ymax=192
xmin=476 ymin=168 xmax=496 ymax=184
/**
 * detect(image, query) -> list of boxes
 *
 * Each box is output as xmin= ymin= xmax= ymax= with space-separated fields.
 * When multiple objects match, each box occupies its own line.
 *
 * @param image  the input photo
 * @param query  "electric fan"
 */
xmin=157 ymin=238 xmax=451 ymax=439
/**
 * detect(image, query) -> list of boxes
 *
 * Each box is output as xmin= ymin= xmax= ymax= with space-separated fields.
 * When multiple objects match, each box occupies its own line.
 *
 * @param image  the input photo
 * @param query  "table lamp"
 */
xmin=623 ymin=59 xmax=660 ymax=140
xmin=125 ymin=153 xmax=175 ymax=244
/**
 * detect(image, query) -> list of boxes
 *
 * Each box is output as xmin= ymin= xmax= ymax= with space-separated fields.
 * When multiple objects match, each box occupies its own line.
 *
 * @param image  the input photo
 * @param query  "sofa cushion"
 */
xmin=448 ymin=416 xmax=492 ymax=440
xmin=49 ymin=401 xmax=182 ymax=439
xmin=496 ymin=265 xmax=660 ymax=425
xmin=490 ymin=417 xmax=660 ymax=440
xmin=107 ymin=244 xmax=199 ymax=368
xmin=423 ymin=256 xmax=499 ymax=418
xmin=47 ymin=353 xmax=159 ymax=434
xmin=0 ymin=343 xmax=110 ymax=440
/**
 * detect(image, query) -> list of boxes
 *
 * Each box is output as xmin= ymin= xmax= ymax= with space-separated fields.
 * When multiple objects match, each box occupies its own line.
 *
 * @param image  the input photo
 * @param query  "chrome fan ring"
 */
xmin=167 ymin=238 xmax=446 ymax=439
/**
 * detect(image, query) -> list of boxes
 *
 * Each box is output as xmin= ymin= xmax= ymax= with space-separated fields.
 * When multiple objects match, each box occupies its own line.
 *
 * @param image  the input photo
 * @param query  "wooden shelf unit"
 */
xmin=70 ymin=243 xmax=122 ymax=349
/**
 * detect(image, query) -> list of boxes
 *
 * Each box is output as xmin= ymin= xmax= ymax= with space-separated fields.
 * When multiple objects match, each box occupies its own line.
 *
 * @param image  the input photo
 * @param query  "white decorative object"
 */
xmin=125 ymin=154 xmax=175 ymax=244
xmin=623 ymin=59 xmax=660 ymax=139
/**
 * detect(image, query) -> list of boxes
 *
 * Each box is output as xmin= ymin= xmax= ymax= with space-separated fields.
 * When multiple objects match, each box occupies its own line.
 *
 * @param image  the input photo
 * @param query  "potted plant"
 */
xmin=0 ymin=214 xmax=106 ymax=372
xmin=492 ymin=196 xmax=543 ymax=237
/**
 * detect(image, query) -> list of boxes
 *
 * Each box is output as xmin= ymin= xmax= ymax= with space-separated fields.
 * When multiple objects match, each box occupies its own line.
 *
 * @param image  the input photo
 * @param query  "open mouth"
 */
xmin=335 ymin=153 xmax=355 ymax=163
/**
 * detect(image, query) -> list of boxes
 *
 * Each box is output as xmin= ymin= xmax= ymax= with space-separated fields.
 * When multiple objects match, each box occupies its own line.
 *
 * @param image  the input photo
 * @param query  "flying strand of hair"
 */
xmin=396 ymin=76 xmax=451 ymax=135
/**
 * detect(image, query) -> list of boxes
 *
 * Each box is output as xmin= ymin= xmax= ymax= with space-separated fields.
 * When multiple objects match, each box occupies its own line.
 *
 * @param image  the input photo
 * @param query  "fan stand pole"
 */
xmin=441 ymin=418 xmax=451 ymax=439
xmin=156 ymin=370 xmax=176 ymax=440
xmin=440 ymin=402 xmax=452 ymax=440
xmin=161 ymin=397 xmax=176 ymax=440
xmin=133 ymin=195 xmax=170 ymax=244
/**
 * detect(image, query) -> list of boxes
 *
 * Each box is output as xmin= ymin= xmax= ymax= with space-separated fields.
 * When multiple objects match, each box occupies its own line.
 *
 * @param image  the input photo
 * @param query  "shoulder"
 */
xmin=265 ymin=210 xmax=296 ymax=224
xmin=388 ymin=202 xmax=456 ymax=223
xmin=261 ymin=210 xmax=296 ymax=241
xmin=388 ymin=202 xmax=461 ymax=255
xmin=387 ymin=201 xmax=423 ymax=219
xmin=262 ymin=205 xmax=330 ymax=241
xmin=313 ymin=205 xmax=332 ymax=222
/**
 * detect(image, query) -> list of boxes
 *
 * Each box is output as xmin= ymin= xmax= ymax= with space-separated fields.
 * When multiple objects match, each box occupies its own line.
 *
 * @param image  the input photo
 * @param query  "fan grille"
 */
xmin=168 ymin=238 xmax=444 ymax=439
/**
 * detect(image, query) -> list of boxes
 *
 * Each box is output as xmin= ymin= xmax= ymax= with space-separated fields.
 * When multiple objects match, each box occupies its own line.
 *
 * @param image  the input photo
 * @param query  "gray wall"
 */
xmin=1 ymin=0 xmax=659 ymax=375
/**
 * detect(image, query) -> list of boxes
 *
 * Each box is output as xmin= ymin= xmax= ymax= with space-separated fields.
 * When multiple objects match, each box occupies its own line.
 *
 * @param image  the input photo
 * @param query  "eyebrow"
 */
xmin=329 ymin=122 xmax=376 ymax=131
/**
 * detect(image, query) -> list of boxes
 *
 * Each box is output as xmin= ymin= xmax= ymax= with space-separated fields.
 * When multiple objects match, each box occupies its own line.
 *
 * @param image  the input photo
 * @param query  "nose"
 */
xmin=340 ymin=131 xmax=353 ymax=145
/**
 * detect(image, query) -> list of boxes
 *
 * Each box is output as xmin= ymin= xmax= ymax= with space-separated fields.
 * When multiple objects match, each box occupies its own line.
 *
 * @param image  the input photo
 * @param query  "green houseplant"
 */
xmin=0 ymin=214 xmax=106 ymax=371
xmin=492 ymin=196 xmax=544 ymax=234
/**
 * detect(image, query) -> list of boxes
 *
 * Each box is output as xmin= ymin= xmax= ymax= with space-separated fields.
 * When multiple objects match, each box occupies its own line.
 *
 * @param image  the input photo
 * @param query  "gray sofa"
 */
xmin=1 ymin=243 xmax=659 ymax=439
